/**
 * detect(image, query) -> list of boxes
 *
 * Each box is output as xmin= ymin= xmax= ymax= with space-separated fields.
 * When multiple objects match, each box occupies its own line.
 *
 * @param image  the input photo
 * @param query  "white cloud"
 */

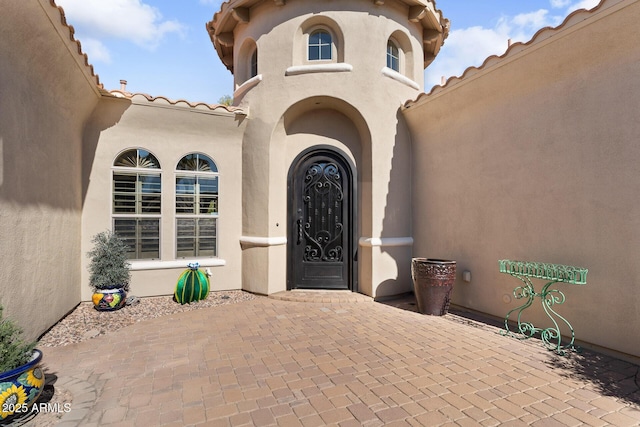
xmin=79 ymin=38 xmax=112 ymax=64
xmin=508 ymin=9 xmax=555 ymax=33
xmin=56 ymin=0 xmax=184 ymax=50
xmin=425 ymin=1 xmax=601 ymax=89
xmin=568 ymin=0 xmax=601 ymax=11
xmin=425 ymin=26 xmax=508 ymax=88
xmin=496 ymin=9 xmax=565 ymax=44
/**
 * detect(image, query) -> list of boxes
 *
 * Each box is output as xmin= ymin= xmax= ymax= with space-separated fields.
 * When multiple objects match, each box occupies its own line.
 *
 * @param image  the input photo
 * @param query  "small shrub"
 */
xmin=0 ymin=305 xmax=36 ymax=372
xmin=87 ymin=230 xmax=131 ymax=291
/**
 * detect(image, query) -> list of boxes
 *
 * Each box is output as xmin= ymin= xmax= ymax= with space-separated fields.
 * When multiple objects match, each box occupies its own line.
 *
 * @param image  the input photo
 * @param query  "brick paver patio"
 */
xmin=33 ymin=293 xmax=640 ymax=426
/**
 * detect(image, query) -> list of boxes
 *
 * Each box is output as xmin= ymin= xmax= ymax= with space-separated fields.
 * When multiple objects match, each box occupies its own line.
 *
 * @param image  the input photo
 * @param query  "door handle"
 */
xmin=297 ymin=218 xmax=303 ymax=244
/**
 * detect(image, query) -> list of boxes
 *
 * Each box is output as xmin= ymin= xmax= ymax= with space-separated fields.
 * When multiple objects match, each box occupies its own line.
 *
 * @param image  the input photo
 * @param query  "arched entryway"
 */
xmin=287 ymin=146 xmax=357 ymax=291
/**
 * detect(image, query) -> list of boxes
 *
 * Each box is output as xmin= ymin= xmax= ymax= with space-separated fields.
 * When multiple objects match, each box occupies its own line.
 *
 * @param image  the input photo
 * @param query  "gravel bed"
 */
xmin=37 ymin=290 xmax=258 ymax=348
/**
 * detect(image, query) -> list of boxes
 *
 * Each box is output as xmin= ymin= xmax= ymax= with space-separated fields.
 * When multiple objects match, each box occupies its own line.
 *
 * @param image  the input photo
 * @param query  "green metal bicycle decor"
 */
xmin=499 ymin=259 xmax=588 ymax=355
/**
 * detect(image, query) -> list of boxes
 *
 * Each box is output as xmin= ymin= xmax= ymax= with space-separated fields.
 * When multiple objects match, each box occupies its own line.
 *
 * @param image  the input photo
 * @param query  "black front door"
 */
xmin=287 ymin=148 xmax=355 ymax=290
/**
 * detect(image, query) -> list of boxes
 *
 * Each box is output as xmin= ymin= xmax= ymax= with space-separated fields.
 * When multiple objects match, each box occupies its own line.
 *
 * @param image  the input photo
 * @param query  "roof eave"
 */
xmin=206 ymin=0 xmax=449 ymax=74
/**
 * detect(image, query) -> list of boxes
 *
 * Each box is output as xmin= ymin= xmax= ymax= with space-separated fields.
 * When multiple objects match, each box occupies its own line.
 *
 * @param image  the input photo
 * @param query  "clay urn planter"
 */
xmin=411 ymin=258 xmax=457 ymax=316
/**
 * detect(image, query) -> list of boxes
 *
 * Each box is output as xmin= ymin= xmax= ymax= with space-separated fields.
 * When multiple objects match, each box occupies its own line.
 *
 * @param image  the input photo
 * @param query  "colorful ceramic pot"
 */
xmin=92 ymin=287 xmax=127 ymax=311
xmin=0 ymin=349 xmax=45 ymax=421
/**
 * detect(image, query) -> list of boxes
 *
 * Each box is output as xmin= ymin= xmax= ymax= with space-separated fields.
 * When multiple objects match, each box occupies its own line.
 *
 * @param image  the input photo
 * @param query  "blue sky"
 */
xmin=55 ymin=0 xmax=600 ymax=104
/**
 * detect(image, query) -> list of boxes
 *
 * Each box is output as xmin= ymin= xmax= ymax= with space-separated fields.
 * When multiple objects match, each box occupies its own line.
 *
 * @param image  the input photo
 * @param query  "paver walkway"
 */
xmin=32 ymin=293 xmax=640 ymax=426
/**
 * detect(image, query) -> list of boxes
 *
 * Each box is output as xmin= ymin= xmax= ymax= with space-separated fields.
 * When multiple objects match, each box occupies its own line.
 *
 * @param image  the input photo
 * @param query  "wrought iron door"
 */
xmin=288 ymin=150 xmax=353 ymax=290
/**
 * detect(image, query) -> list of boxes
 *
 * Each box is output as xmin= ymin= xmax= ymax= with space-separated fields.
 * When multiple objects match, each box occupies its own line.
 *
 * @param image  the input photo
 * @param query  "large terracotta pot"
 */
xmin=411 ymin=258 xmax=457 ymax=316
xmin=92 ymin=287 xmax=127 ymax=311
xmin=0 ymin=349 xmax=45 ymax=421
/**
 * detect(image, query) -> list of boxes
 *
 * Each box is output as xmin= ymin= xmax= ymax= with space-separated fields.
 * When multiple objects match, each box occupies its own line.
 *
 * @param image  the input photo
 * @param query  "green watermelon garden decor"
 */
xmin=175 ymin=263 xmax=210 ymax=304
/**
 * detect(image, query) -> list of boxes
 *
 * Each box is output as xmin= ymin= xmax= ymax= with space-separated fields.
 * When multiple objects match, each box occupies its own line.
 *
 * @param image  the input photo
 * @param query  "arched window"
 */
xmin=112 ymin=148 xmax=161 ymax=259
xmin=308 ymin=30 xmax=332 ymax=61
xmin=236 ymin=39 xmax=259 ymax=86
xmin=175 ymin=153 xmax=219 ymax=258
xmin=250 ymin=48 xmax=258 ymax=78
xmin=387 ymin=40 xmax=400 ymax=72
xmin=294 ymin=18 xmax=344 ymax=66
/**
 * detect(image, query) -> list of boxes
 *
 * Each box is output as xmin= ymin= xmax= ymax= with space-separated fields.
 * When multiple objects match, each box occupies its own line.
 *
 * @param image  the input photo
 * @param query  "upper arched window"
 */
xmin=250 ymin=48 xmax=258 ymax=78
xmin=112 ymin=148 xmax=161 ymax=259
xmin=236 ymin=39 xmax=259 ymax=86
xmin=308 ymin=30 xmax=332 ymax=61
xmin=385 ymin=31 xmax=416 ymax=82
xmin=176 ymin=153 xmax=218 ymax=173
xmin=175 ymin=153 xmax=219 ymax=258
xmin=294 ymin=17 xmax=344 ymax=66
xmin=387 ymin=40 xmax=400 ymax=72
xmin=114 ymin=148 xmax=160 ymax=169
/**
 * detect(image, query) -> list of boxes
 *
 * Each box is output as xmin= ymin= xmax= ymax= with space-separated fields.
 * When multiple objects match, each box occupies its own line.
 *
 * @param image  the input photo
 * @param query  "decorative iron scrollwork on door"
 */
xmin=301 ymin=162 xmax=344 ymax=262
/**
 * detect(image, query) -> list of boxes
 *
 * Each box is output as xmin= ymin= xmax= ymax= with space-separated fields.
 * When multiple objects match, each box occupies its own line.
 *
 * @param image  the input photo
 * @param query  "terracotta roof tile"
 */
xmin=49 ymin=1 xmax=234 ymax=108
xmin=48 ymin=0 xmax=102 ymax=88
xmin=109 ymin=90 xmax=243 ymax=113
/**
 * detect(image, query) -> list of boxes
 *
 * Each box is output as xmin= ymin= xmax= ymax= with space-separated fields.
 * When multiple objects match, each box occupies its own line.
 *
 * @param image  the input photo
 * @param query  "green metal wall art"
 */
xmin=175 ymin=263 xmax=210 ymax=304
xmin=499 ymin=259 xmax=588 ymax=355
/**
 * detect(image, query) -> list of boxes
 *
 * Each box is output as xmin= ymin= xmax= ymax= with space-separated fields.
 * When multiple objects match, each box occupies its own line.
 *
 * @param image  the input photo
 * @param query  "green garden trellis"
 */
xmin=175 ymin=263 xmax=210 ymax=304
xmin=499 ymin=259 xmax=588 ymax=355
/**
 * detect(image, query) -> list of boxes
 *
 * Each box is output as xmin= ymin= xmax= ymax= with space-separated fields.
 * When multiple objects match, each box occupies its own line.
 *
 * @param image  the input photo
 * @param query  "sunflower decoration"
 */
xmin=20 ymin=367 xmax=44 ymax=390
xmin=0 ymin=383 xmax=27 ymax=419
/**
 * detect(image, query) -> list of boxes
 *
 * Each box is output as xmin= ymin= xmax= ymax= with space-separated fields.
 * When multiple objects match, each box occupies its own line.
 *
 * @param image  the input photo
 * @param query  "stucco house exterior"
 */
xmin=1 ymin=0 xmax=638 ymax=361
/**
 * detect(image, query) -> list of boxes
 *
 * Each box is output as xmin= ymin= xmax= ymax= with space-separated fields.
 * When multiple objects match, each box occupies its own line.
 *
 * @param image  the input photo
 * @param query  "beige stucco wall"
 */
xmin=226 ymin=0 xmax=432 ymax=297
xmin=0 ymin=1 xmax=101 ymax=340
xmin=404 ymin=0 xmax=640 ymax=358
xmin=81 ymin=96 xmax=246 ymax=300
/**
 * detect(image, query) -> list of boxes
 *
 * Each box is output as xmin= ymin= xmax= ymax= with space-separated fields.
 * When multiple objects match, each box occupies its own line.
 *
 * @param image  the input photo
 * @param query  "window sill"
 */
xmin=359 ymin=237 xmax=414 ymax=247
xmin=234 ymin=74 xmax=262 ymax=98
xmin=239 ymin=236 xmax=287 ymax=249
xmin=130 ymin=259 xmax=226 ymax=271
xmin=286 ymin=63 xmax=353 ymax=76
xmin=380 ymin=67 xmax=420 ymax=90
